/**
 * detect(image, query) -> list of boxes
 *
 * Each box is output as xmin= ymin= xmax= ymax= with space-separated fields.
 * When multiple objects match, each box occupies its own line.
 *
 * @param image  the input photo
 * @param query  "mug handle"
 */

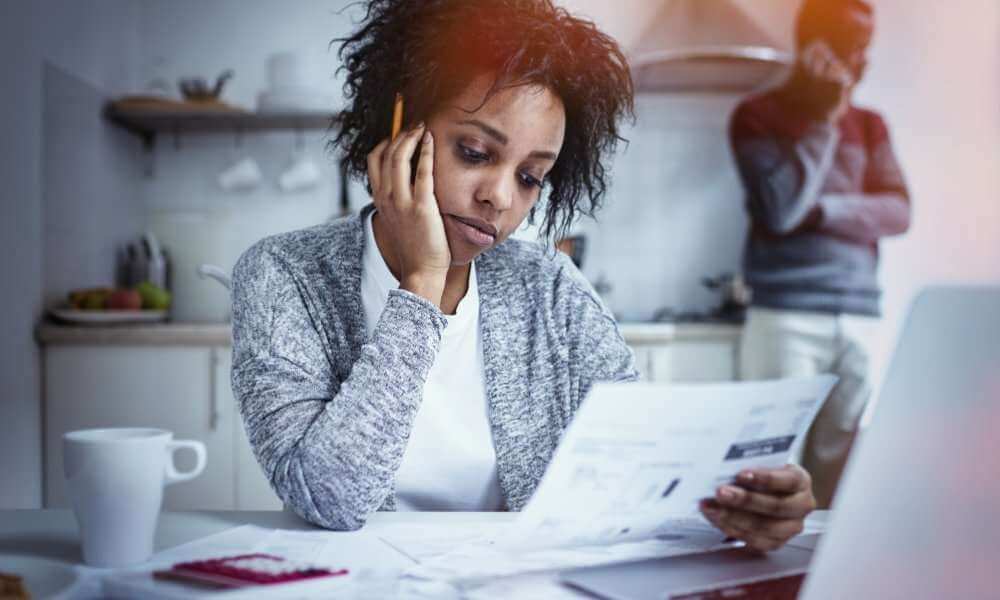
xmin=165 ymin=440 xmax=207 ymax=485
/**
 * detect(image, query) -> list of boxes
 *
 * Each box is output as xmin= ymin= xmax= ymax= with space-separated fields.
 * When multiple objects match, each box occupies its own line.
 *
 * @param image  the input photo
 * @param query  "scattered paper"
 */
xmin=403 ymin=518 xmax=737 ymax=582
xmin=377 ymin=520 xmax=511 ymax=562
xmin=147 ymin=525 xmax=273 ymax=566
xmin=253 ymin=527 xmax=413 ymax=575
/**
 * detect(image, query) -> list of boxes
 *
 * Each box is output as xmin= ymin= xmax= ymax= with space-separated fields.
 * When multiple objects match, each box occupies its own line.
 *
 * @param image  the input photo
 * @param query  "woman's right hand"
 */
xmin=367 ymin=123 xmax=451 ymax=307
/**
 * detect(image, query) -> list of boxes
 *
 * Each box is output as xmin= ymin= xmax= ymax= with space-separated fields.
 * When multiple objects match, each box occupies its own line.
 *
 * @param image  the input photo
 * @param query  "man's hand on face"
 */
xmin=799 ymin=40 xmax=854 ymax=123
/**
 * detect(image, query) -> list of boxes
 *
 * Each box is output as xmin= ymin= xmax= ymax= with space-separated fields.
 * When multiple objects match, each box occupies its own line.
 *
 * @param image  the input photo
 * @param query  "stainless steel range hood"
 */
xmin=630 ymin=0 xmax=795 ymax=94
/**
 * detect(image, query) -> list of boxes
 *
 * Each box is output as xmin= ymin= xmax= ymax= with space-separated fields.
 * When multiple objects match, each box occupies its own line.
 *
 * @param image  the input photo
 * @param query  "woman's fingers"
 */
xmin=379 ymin=124 xmax=412 ymax=204
xmin=388 ymin=123 xmax=426 ymax=208
xmin=735 ymin=464 xmax=811 ymax=495
xmin=715 ymin=485 xmax=815 ymax=519
xmin=698 ymin=464 xmax=815 ymax=552
xmin=719 ymin=508 xmax=804 ymax=544
xmin=713 ymin=465 xmax=815 ymax=518
xmin=701 ymin=501 xmax=806 ymax=553
xmin=367 ymin=138 xmax=390 ymax=198
xmin=414 ymin=130 xmax=435 ymax=208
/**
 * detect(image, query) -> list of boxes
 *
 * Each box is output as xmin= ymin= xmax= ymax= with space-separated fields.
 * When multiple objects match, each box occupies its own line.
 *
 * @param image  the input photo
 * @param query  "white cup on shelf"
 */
xmin=278 ymin=149 xmax=321 ymax=192
xmin=63 ymin=428 xmax=207 ymax=567
xmin=217 ymin=155 xmax=262 ymax=192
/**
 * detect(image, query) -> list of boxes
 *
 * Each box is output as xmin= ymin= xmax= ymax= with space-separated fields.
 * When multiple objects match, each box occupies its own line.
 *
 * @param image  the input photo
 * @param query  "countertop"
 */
xmin=36 ymin=321 xmax=232 ymax=346
xmin=36 ymin=320 xmax=742 ymax=347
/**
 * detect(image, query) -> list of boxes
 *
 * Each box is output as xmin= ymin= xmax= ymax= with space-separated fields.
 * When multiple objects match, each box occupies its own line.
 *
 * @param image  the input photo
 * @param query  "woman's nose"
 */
xmin=475 ymin=172 xmax=514 ymax=211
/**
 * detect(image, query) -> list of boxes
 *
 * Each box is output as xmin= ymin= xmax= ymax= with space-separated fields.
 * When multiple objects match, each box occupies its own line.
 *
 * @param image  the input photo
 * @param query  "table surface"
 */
xmin=0 ymin=509 xmax=827 ymax=599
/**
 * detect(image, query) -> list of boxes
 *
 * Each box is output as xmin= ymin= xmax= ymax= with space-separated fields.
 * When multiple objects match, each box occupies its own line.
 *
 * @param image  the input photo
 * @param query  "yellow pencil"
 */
xmin=391 ymin=92 xmax=404 ymax=141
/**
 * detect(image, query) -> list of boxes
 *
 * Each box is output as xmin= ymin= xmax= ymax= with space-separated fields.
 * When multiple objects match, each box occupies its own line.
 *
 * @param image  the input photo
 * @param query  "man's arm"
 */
xmin=730 ymin=104 xmax=841 ymax=235
xmin=815 ymin=113 xmax=911 ymax=243
xmin=816 ymin=193 xmax=910 ymax=244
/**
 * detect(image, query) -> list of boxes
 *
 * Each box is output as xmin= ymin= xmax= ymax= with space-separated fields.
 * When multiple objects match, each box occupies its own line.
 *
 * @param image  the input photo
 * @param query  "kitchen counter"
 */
xmin=36 ymin=321 xmax=231 ymax=346
xmin=36 ymin=320 xmax=742 ymax=347
xmin=617 ymin=321 xmax=742 ymax=344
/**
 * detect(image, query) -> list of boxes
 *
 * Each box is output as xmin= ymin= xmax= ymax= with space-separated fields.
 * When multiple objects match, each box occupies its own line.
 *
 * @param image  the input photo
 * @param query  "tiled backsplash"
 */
xmin=576 ymin=93 xmax=749 ymax=321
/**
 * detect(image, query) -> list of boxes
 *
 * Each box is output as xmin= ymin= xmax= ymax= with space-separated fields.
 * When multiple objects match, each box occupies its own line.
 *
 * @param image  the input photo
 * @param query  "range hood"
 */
xmin=630 ymin=0 xmax=795 ymax=94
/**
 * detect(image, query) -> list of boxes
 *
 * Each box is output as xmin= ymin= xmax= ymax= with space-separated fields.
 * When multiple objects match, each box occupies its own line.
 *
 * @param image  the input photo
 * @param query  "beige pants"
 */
xmin=739 ymin=306 xmax=881 ymax=508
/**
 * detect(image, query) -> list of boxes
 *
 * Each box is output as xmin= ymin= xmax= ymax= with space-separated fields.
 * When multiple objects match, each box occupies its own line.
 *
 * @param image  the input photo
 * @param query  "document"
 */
xmin=402 ymin=377 xmax=836 ymax=582
xmin=497 ymin=376 xmax=837 ymax=550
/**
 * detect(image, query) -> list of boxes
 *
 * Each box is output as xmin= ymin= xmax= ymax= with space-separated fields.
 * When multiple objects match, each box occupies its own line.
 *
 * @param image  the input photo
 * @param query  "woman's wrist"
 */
xmin=401 ymin=272 xmax=446 ymax=309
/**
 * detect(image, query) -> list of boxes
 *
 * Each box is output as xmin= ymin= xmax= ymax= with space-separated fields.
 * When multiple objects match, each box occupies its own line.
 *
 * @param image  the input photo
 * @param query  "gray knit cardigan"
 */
xmin=230 ymin=204 xmax=638 ymax=530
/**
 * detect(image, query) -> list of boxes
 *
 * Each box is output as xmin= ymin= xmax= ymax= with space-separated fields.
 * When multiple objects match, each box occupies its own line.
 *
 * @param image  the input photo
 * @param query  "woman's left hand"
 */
xmin=700 ymin=464 xmax=816 ymax=553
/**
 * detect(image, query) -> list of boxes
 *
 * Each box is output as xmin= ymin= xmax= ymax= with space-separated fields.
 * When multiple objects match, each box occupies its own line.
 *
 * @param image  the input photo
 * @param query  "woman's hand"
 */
xmin=366 ymin=123 xmax=451 ymax=307
xmin=700 ymin=464 xmax=816 ymax=553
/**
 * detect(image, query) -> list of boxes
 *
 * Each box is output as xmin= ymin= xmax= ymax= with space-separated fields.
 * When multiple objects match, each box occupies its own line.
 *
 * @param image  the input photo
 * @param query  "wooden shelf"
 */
xmin=104 ymin=102 xmax=335 ymax=149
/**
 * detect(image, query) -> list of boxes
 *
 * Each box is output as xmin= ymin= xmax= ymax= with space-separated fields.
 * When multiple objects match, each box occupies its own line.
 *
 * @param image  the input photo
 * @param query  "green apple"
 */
xmin=137 ymin=281 xmax=171 ymax=310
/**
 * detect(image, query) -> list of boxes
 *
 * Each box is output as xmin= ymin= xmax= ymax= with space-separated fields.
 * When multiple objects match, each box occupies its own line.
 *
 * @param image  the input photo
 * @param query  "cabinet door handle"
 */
xmin=209 ymin=348 xmax=220 ymax=431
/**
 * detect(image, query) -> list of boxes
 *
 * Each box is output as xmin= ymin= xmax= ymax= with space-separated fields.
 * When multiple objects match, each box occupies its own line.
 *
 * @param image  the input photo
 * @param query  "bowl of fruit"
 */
xmin=50 ymin=282 xmax=172 ymax=325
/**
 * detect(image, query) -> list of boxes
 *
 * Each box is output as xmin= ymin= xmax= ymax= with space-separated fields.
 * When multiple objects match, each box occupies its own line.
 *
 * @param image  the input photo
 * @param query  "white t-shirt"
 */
xmin=361 ymin=211 xmax=503 ymax=511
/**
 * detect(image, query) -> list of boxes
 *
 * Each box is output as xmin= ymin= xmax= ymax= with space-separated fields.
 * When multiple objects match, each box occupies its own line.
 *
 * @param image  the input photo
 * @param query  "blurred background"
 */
xmin=1 ymin=0 xmax=997 ymax=510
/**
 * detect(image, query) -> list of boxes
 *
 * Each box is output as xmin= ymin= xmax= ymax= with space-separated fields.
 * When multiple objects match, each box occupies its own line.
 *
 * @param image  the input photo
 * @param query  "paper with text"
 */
xmin=497 ymin=376 xmax=836 ymax=550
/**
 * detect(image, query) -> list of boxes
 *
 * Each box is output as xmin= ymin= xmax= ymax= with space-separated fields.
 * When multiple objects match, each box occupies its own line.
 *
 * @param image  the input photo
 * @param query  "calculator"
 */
xmin=153 ymin=553 xmax=349 ymax=588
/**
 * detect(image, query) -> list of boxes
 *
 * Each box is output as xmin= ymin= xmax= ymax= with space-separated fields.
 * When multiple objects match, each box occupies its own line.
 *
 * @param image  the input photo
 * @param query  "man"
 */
xmin=729 ymin=0 xmax=910 ymax=508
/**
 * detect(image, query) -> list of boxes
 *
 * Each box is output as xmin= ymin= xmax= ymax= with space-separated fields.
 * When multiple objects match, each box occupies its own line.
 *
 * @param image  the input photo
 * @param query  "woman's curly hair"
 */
xmin=329 ymin=0 xmax=635 ymax=241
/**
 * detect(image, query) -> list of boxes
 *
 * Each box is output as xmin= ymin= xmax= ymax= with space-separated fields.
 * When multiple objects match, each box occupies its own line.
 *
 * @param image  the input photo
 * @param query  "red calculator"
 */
xmin=154 ymin=553 xmax=349 ymax=588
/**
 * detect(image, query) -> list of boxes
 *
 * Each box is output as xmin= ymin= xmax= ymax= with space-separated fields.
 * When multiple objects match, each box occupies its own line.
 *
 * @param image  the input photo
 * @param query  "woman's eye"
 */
xmin=458 ymin=145 xmax=489 ymax=163
xmin=459 ymin=144 xmax=543 ymax=190
xmin=519 ymin=173 xmax=544 ymax=189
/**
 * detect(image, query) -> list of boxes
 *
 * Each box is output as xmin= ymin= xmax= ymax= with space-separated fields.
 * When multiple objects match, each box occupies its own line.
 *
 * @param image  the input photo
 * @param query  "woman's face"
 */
xmin=425 ymin=74 xmax=566 ymax=265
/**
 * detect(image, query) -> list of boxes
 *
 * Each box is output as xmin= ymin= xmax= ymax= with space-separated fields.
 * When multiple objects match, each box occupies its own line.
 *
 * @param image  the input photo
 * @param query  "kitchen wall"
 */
xmin=855 ymin=0 xmax=1000 ymax=369
xmin=0 ymin=0 xmax=141 ymax=508
xmin=43 ymin=63 xmax=146 ymax=309
xmin=0 ymin=3 xmax=45 ymax=510
xmin=573 ymin=93 xmax=750 ymax=321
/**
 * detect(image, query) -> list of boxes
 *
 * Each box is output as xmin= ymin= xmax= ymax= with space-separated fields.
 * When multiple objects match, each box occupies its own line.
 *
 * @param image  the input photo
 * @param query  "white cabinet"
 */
xmin=621 ymin=324 xmax=740 ymax=383
xmin=43 ymin=344 xmax=282 ymax=511
xmin=45 ymin=346 xmax=232 ymax=509
xmin=219 ymin=350 xmax=283 ymax=511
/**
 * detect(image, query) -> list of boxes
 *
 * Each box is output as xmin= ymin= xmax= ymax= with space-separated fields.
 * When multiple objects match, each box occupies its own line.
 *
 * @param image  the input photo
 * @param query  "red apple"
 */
xmin=105 ymin=288 xmax=143 ymax=311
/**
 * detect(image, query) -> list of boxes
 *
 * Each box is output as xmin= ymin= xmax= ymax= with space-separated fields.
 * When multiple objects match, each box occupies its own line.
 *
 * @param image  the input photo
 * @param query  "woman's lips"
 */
xmin=449 ymin=215 xmax=497 ymax=248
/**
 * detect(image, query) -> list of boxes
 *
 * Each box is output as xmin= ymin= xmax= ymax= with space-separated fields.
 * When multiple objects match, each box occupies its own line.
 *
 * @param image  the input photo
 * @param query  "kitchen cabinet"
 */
xmin=618 ymin=323 xmax=740 ymax=382
xmin=42 ymin=343 xmax=282 ymax=511
xmin=222 ymin=350 xmax=283 ymax=511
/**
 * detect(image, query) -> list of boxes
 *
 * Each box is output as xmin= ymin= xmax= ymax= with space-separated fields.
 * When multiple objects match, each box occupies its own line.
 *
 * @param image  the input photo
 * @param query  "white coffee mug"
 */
xmin=217 ymin=155 xmax=262 ymax=191
xmin=278 ymin=152 xmax=321 ymax=192
xmin=63 ymin=428 xmax=207 ymax=567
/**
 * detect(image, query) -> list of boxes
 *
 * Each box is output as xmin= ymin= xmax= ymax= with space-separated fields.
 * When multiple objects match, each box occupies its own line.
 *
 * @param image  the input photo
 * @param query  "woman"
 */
xmin=231 ymin=0 xmax=815 ymax=553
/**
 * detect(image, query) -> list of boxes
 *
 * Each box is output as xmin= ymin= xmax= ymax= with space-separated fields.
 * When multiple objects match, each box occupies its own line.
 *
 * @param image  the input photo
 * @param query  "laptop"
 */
xmin=561 ymin=286 xmax=1000 ymax=600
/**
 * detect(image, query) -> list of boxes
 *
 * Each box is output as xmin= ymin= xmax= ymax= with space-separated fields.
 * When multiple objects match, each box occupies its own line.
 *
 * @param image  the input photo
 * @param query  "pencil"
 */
xmin=391 ymin=92 xmax=404 ymax=141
